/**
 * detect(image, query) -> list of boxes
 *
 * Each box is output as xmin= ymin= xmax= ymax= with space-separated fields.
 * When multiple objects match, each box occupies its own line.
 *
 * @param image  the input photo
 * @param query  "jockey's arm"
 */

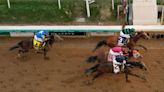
xmin=41 ymin=35 xmax=48 ymax=42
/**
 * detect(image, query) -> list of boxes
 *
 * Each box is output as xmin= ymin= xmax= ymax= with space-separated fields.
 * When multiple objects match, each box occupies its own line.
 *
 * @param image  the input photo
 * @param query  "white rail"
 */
xmin=0 ymin=25 xmax=164 ymax=32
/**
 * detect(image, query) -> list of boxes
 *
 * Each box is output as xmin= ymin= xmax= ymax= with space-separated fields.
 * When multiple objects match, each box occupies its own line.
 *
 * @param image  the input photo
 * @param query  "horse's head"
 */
xmin=131 ymin=49 xmax=143 ymax=59
xmin=136 ymin=31 xmax=150 ymax=40
xmin=53 ymin=33 xmax=64 ymax=41
xmin=127 ymin=49 xmax=143 ymax=59
xmin=45 ymin=33 xmax=64 ymax=47
xmin=130 ymin=31 xmax=150 ymax=42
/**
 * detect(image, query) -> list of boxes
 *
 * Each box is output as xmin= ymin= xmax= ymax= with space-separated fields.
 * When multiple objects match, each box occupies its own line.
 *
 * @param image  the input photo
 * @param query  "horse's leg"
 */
xmin=125 ymin=70 xmax=129 ymax=82
xmin=17 ymin=49 xmax=29 ymax=61
xmin=124 ymin=66 xmax=146 ymax=82
xmin=85 ymin=64 xmax=99 ymax=75
xmin=92 ymin=72 xmax=103 ymax=81
xmin=86 ymin=55 xmax=97 ymax=63
xmin=124 ymin=66 xmax=130 ymax=82
xmin=92 ymin=40 xmax=107 ymax=52
xmin=135 ymin=44 xmax=148 ymax=51
xmin=43 ymin=48 xmax=49 ymax=60
xmin=18 ymin=50 xmax=23 ymax=58
xmin=128 ymin=72 xmax=146 ymax=81
xmin=127 ymin=62 xmax=147 ymax=70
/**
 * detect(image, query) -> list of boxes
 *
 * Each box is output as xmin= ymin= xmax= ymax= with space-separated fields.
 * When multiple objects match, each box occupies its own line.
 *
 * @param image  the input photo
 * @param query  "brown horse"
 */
xmin=85 ymin=51 xmax=147 ymax=82
xmin=9 ymin=33 xmax=63 ymax=60
xmin=92 ymin=31 xmax=150 ymax=52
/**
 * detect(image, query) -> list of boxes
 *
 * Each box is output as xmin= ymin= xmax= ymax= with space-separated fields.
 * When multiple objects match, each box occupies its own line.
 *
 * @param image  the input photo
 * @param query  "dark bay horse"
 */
xmin=93 ymin=31 xmax=150 ymax=52
xmin=85 ymin=50 xmax=147 ymax=82
xmin=85 ymin=61 xmax=146 ymax=82
xmin=9 ymin=33 xmax=63 ymax=60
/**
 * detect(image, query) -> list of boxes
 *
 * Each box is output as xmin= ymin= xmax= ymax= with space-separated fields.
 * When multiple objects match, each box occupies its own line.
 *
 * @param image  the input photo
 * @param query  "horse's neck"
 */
xmin=127 ymin=51 xmax=133 ymax=58
xmin=131 ymin=36 xmax=140 ymax=43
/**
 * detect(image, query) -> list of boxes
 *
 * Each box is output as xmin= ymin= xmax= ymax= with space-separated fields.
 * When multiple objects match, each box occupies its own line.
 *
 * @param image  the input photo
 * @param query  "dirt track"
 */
xmin=0 ymin=37 xmax=164 ymax=92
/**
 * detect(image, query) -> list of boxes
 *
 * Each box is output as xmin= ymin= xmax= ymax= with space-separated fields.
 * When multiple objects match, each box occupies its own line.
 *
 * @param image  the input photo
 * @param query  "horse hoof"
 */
xmin=143 ymin=67 xmax=147 ymax=71
xmin=44 ymin=57 xmax=49 ymax=60
xmin=140 ymin=62 xmax=147 ymax=70
xmin=17 ymin=54 xmax=21 ymax=58
xmin=126 ymin=80 xmax=131 ymax=83
xmin=84 ymin=80 xmax=93 ymax=85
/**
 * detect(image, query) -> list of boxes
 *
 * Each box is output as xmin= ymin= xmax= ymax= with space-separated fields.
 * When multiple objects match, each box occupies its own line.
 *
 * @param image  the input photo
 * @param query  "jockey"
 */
xmin=108 ymin=46 xmax=127 ymax=74
xmin=34 ymin=30 xmax=49 ymax=48
xmin=117 ymin=28 xmax=135 ymax=46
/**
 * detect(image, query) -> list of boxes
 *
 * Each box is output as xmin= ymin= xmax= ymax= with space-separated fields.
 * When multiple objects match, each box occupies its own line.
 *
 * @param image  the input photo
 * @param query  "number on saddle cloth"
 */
xmin=116 ymin=55 xmax=127 ymax=71
xmin=118 ymin=36 xmax=128 ymax=46
xmin=33 ymin=39 xmax=46 ymax=50
xmin=116 ymin=55 xmax=127 ymax=63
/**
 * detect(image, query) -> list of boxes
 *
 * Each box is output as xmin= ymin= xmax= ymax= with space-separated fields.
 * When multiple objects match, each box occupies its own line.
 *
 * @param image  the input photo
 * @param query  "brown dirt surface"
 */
xmin=0 ymin=37 xmax=164 ymax=92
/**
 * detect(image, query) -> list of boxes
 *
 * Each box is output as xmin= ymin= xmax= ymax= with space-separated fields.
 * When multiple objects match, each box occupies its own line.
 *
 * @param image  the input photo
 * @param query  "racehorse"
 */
xmin=9 ymin=33 xmax=63 ymax=60
xmin=92 ymin=31 xmax=150 ymax=52
xmin=85 ymin=50 xmax=147 ymax=82
xmin=85 ymin=61 xmax=146 ymax=82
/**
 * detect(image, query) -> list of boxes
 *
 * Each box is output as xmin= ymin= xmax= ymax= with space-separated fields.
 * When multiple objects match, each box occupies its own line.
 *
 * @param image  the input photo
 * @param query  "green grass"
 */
xmin=0 ymin=0 xmax=163 ymax=24
xmin=157 ymin=0 xmax=164 ymax=5
xmin=0 ymin=0 xmax=121 ymax=24
xmin=0 ymin=0 xmax=75 ymax=24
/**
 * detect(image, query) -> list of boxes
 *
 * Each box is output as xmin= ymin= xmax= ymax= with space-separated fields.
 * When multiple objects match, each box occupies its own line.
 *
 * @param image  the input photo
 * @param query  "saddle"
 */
xmin=33 ymin=39 xmax=46 ymax=50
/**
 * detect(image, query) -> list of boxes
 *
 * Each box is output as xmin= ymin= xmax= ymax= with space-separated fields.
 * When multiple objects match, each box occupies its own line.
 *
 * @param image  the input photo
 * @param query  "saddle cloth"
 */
xmin=33 ymin=39 xmax=46 ymax=50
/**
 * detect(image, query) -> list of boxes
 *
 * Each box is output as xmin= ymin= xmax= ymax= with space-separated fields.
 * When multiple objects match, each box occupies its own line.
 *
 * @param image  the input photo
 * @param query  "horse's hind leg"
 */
xmin=128 ymin=72 xmax=146 ymax=81
xmin=85 ymin=64 xmax=99 ymax=75
xmin=86 ymin=56 xmax=97 ymax=63
xmin=18 ymin=49 xmax=27 ymax=57
xmin=18 ymin=50 xmax=23 ymax=58
xmin=92 ymin=40 xmax=107 ymax=52
xmin=92 ymin=72 xmax=102 ymax=81
xmin=17 ymin=49 xmax=28 ymax=61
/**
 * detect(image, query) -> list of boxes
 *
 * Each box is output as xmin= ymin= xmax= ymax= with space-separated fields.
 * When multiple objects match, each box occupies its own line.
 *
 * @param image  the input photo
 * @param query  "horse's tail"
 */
xmin=86 ymin=55 xmax=97 ymax=63
xmin=9 ymin=41 xmax=22 ymax=51
xmin=92 ymin=40 xmax=107 ymax=52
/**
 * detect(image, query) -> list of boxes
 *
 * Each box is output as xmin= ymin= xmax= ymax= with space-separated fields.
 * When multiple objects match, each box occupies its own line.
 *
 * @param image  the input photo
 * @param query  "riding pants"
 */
xmin=34 ymin=35 xmax=44 ymax=42
xmin=108 ymin=49 xmax=124 ymax=74
xmin=117 ymin=31 xmax=130 ymax=46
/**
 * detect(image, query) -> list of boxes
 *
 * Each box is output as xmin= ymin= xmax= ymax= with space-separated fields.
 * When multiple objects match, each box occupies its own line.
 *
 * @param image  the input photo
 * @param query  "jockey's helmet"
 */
xmin=129 ymin=28 xmax=135 ymax=37
xmin=130 ymin=28 xmax=135 ymax=32
xmin=41 ymin=30 xmax=49 ymax=35
xmin=41 ymin=30 xmax=49 ymax=38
